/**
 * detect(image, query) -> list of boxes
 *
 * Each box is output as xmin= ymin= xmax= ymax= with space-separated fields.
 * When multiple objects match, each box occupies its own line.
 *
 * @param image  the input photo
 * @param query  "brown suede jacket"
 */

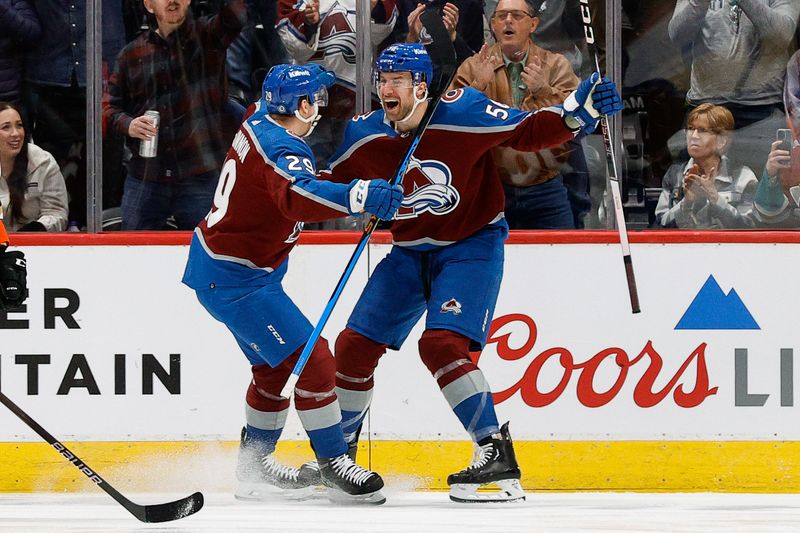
xmin=451 ymin=41 xmax=579 ymax=187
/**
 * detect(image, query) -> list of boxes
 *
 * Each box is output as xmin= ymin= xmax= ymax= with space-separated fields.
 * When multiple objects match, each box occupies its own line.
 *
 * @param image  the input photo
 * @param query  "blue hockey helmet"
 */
xmin=262 ymin=64 xmax=335 ymax=115
xmin=374 ymin=43 xmax=433 ymax=86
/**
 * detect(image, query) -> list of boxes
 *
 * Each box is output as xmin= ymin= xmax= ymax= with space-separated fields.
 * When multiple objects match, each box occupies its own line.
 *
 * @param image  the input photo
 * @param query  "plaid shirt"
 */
xmin=104 ymin=1 xmax=246 ymax=182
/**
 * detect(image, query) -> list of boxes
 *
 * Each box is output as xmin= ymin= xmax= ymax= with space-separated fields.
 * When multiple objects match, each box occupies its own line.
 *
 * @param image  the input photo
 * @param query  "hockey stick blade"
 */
xmin=0 ymin=391 xmax=204 ymax=523
xmin=579 ymin=0 xmax=641 ymax=314
xmin=280 ymin=11 xmax=457 ymax=398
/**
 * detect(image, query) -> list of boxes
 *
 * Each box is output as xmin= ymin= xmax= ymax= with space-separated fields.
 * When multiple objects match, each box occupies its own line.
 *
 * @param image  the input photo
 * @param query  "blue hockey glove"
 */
xmin=348 ymin=179 xmax=404 ymax=220
xmin=563 ymin=73 xmax=622 ymax=134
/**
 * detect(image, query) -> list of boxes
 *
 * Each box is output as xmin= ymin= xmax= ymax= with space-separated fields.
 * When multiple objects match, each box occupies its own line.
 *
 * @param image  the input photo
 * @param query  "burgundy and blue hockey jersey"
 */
xmin=322 ymin=87 xmax=576 ymax=249
xmin=183 ymin=100 xmax=355 ymax=288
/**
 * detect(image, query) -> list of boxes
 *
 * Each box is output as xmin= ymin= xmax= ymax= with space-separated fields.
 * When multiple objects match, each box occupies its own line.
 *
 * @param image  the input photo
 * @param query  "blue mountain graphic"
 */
xmin=675 ymin=275 xmax=760 ymax=330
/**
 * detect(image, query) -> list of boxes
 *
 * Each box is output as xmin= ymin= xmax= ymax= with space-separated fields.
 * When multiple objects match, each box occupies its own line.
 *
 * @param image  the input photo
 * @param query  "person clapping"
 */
xmin=654 ymin=103 xmax=757 ymax=229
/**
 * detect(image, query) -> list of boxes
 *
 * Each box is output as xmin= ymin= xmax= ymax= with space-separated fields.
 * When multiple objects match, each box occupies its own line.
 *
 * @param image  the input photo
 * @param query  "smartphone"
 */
xmin=777 ymin=129 xmax=793 ymax=152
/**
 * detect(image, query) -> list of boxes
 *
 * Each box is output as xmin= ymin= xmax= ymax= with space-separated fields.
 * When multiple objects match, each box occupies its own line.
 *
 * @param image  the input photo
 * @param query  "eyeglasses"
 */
xmin=686 ymin=126 xmax=719 ymax=136
xmin=492 ymin=10 xmax=533 ymax=21
xmin=377 ymin=78 xmax=415 ymax=89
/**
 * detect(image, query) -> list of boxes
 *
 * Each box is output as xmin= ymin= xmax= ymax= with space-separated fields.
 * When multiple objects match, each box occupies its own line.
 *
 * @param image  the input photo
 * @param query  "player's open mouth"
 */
xmin=503 ymin=28 xmax=515 ymax=36
xmin=385 ymin=100 xmax=400 ymax=111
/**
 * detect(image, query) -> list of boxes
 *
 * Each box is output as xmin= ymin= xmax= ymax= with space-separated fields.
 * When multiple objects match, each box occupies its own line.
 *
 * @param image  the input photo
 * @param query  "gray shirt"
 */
xmin=668 ymin=0 xmax=800 ymax=106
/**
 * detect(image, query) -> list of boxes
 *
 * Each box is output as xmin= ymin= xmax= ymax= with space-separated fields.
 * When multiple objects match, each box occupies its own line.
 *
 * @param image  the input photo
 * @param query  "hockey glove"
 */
xmin=0 ymin=250 xmax=28 ymax=311
xmin=348 ymin=179 xmax=404 ymax=220
xmin=563 ymin=73 xmax=622 ymax=134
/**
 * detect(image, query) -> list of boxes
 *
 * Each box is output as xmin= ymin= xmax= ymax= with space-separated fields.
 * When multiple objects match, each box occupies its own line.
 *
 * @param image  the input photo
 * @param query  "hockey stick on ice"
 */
xmin=579 ymin=0 xmax=640 ymax=313
xmin=0 ymin=391 xmax=204 ymax=523
xmin=280 ymin=7 xmax=457 ymax=397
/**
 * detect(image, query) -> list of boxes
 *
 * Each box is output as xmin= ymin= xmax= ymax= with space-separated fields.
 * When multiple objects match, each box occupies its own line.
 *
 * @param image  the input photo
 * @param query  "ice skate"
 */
xmin=318 ymin=452 xmax=386 ymax=505
xmin=447 ymin=422 xmax=526 ymax=503
xmin=235 ymin=428 xmax=321 ymax=501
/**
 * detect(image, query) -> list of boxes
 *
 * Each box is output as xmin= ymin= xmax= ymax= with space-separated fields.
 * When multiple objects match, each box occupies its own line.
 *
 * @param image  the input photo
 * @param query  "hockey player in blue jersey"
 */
xmin=182 ymin=64 xmax=403 ymax=504
xmin=323 ymin=43 xmax=622 ymax=502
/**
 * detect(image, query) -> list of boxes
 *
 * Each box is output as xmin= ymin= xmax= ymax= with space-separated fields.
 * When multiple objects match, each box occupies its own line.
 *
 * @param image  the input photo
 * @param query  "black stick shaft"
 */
xmin=580 ymin=0 xmax=641 ymax=313
xmin=0 ymin=391 xmax=203 ymax=523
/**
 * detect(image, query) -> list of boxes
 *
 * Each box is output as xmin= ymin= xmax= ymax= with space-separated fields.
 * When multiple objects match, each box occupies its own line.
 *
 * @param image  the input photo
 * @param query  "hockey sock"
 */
xmin=335 ymin=387 xmax=372 ymax=444
xmin=291 ymin=338 xmax=348 ymax=459
xmin=334 ymin=328 xmax=387 ymax=444
xmin=243 ymin=425 xmax=281 ymax=455
xmin=419 ymin=329 xmax=500 ymax=442
xmin=245 ymin=363 xmax=291 ymax=456
xmin=453 ymin=390 xmax=500 ymax=442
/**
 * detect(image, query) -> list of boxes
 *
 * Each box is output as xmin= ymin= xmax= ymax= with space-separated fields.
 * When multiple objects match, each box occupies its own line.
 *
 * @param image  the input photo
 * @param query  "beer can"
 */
xmin=139 ymin=110 xmax=160 ymax=158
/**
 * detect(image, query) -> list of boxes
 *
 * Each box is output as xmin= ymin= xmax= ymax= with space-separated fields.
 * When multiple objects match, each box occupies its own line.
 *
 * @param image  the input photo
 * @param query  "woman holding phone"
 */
xmin=749 ymin=51 xmax=800 ymax=228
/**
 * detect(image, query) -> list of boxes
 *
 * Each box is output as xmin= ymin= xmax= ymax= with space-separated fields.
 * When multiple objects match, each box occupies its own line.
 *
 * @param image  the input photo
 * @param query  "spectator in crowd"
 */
xmin=24 ymin=0 xmax=126 ymax=228
xmin=0 ymin=0 xmax=42 ymax=118
xmin=748 ymin=134 xmax=799 ymax=227
xmin=276 ymin=0 xmax=397 ymax=169
xmin=402 ymin=0 xmax=483 ymax=66
xmin=748 ymin=49 xmax=800 ymax=227
xmin=527 ymin=0 xmax=588 ymax=76
xmin=165 ymin=0 xmax=289 ymax=111
xmin=668 ymin=0 xmax=800 ymax=173
xmin=104 ymin=0 xmax=247 ymax=231
xmin=654 ymin=103 xmax=757 ymax=229
xmin=451 ymin=0 xmax=584 ymax=228
xmin=225 ymin=0 xmax=290 ymax=108
xmin=0 ymin=102 xmax=68 ymax=232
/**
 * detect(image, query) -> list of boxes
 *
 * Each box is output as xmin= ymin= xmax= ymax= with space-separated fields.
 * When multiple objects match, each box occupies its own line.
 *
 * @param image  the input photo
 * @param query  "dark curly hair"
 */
xmin=0 ymin=102 xmax=30 ymax=224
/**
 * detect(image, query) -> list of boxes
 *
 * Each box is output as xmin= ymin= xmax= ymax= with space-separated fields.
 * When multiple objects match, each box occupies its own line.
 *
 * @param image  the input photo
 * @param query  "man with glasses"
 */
xmin=451 ymin=0 xmax=587 ymax=229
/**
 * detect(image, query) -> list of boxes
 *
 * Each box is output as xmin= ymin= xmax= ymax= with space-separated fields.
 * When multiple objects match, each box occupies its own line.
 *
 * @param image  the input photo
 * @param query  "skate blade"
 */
xmin=325 ymin=488 xmax=386 ymax=506
xmin=234 ymin=481 xmax=316 ymax=502
xmin=449 ymin=479 xmax=526 ymax=503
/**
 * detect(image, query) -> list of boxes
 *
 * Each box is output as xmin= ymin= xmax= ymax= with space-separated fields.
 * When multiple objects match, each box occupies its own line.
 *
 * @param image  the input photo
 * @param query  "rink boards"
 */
xmin=0 ymin=231 xmax=798 ymax=492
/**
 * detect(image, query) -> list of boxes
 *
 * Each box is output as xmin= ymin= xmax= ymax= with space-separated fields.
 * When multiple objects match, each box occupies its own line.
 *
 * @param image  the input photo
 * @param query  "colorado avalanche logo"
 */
xmin=441 ymin=298 xmax=462 ymax=315
xmin=396 ymin=157 xmax=460 ymax=219
xmin=311 ymin=3 xmax=357 ymax=65
xmin=284 ymin=221 xmax=304 ymax=243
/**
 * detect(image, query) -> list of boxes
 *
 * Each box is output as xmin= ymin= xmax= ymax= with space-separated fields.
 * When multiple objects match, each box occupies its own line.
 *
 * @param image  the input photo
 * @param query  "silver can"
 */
xmin=139 ymin=110 xmax=160 ymax=158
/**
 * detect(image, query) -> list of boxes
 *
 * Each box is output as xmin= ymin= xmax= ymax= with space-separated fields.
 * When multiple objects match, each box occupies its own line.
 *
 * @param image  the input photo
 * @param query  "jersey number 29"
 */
xmin=206 ymin=158 xmax=237 ymax=228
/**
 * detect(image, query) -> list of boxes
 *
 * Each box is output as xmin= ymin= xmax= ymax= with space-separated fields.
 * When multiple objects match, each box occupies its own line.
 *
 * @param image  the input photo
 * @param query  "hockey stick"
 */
xmin=579 ymin=0 xmax=640 ymax=313
xmin=0 ymin=391 xmax=204 ymax=523
xmin=280 ymin=8 xmax=457 ymax=397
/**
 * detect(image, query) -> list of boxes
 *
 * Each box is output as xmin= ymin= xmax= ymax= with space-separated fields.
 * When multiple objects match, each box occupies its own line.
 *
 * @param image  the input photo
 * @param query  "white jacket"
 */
xmin=0 ymin=143 xmax=68 ymax=232
xmin=276 ymin=0 xmax=397 ymax=88
xmin=655 ymin=156 xmax=758 ymax=229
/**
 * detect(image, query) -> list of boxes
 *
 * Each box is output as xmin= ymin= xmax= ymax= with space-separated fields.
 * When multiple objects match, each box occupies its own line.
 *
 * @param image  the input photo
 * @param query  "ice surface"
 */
xmin=1 ymin=491 xmax=799 ymax=532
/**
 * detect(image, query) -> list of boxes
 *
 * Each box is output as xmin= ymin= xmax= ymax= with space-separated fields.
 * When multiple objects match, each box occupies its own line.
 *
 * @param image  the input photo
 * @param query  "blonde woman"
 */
xmin=655 ymin=103 xmax=757 ymax=229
